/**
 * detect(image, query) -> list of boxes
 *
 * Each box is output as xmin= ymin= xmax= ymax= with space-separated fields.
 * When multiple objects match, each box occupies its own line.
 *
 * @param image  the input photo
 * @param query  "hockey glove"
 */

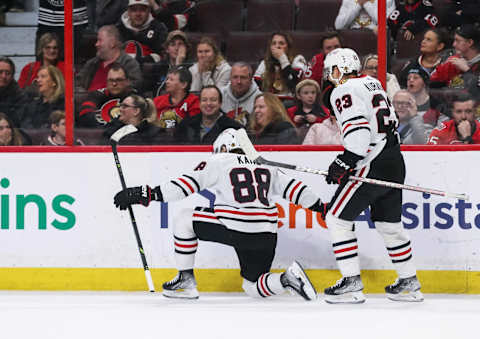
xmin=308 ymin=199 xmax=330 ymax=220
xmin=114 ymin=185 xmax=162 ymax=210
xmin=326 ymin=150 xmax=364 ymax=185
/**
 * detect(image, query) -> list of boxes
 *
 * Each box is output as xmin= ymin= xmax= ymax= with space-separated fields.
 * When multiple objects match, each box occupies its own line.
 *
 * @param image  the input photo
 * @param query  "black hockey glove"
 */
xmin=113 ymin=185 xmax=162 ymax=210
xmin=308 ymin=199 xmax=330 ymax=220
xmin=326 ymin=150 xmax=364 ymax=185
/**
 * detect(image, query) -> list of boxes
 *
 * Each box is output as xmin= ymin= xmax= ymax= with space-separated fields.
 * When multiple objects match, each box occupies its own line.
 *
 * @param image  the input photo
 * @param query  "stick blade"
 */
xmin=235 ymin=128 xmax=260 ymax=161
xmin=110 ymin=124 xmax=138 ymax=143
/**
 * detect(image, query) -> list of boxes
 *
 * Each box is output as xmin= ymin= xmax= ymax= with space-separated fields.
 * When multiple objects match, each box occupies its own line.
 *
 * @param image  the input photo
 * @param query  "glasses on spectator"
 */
xmin=0 ymin=70 xmax=12 ymax=76
xmin=108 ymin=78 xmax=127 ymax=84
xmin=393 ymin=101 xmax=412 ymax=107
xmin=119 ymin=103 xmax=138 ymax=109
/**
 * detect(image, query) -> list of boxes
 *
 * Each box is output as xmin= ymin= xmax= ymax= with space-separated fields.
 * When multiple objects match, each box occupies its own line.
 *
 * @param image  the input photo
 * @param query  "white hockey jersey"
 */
xmin=329 ymin=75 xmax=399 ymax=168
xmin=334 ymin=0 xmax=396 ymax=31
xmin=159 ymin=153 xmax=319 ymax=233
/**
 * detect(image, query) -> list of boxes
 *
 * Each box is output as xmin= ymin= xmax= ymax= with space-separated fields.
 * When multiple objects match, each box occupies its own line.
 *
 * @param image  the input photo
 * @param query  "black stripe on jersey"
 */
xmin=341 ymin=116 xmax=366 ymax=126
xmin=387 ymin=241 xmax=411 ymax=251
xmin=344 ymin=126 xmax=371 ymax=139
xmin=295 ymin=185 xmax=307 ymax=205
xmin=392 ymin=254 xmax=412 ymax=264
xmin=217 ymin=216 xmax=278 ymax=224
xmin=183 ymin=175 xmax=200 ymax=191
xmin=175 ymin=249 xmax=197 ymax=255
xmin=171 ymin=180 xmax=188 ymax=196
xmin=214 ymin=204 xmax=277 ymax=210
xmin=256 ymin=283 xmax=267 ymax=298
xmin=264 ymin=274 xmax=275 ymax=295
xmin=333 ymin=238 xmax=357 ymax=247
xmin=283 ymin=179 xmax=295 ymax=199
xmin=174 ymin=235 xmax=198 ymax=241
xmin=336 ymin=253 xmax=358 ymax=261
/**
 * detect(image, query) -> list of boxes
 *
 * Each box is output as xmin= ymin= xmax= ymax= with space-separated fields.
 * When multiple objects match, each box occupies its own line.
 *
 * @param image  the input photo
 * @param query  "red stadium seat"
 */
xmin=194 ymin=0 xmax=245 ymax=34
xmin=295 ymin=0 xmax=340 ymax=31
xmin=289 ymin=31 xmax=325 ymax=61
xmin=339 ymin=29 xmax=378 ymax=57
xmin=224 ymin=31 xmax=270 ymax=64
xmin=246 ymin=0 xmax=295 ymax=32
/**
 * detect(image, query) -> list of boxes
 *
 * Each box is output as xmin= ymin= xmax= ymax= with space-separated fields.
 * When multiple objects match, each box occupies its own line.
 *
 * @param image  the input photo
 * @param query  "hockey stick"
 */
xmin=110 ymin=125 xmax=156 ymax=292
xmin=235 ymin=129 xmax=469 ymax=201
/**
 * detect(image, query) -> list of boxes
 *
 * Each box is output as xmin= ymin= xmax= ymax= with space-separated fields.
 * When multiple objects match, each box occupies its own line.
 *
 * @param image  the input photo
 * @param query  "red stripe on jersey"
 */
xmin=389 ymin=248 xmax=411 ymax=257
xmin=332 ymin=167 xmax=367 ymax=216
xmin=334 ymin=245 xmax=358 ymax=254
xmin=178 ymin=177 xmax=195 ymax=193
xmin=342 ymin=121 xmax=369 ymax=134
xmin=214 ymin=209 xmax=278 ymax=217
xmin=174 ymin=242 xmax=197 ymax=248
xmin=289 ymin=181 xmax=302 ymax=201
xmin=193 ymin=213 xmax=217 ymax=219
xmin=259 ymin=274 xmax=271 ymax=296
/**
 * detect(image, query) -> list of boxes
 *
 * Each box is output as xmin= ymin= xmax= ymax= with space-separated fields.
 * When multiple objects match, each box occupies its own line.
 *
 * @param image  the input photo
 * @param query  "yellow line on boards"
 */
xmin=0 ymin=268 xmax=479 ymax=293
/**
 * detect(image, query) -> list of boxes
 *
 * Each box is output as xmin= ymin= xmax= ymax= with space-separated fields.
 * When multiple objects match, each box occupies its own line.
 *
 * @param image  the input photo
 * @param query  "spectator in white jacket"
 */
xmin=302 ymin=115 xmax=341 ymax=145
xmin=220 ymin=62 xmax=262 ymax=127
xmin=335 ymin=0 xmax=396 ymax=34
xmin=189 ymin=36 xmax=231 ymax=92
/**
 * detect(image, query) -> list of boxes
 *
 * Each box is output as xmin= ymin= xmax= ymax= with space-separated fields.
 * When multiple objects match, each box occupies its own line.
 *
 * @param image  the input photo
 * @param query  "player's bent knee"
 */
xmin=242 ymin=279 xmax=263 ymax=298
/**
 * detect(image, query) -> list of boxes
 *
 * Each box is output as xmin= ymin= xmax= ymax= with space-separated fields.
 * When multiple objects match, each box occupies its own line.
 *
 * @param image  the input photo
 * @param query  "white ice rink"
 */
xmin=1 ymin=291 xmax=478 ymax=339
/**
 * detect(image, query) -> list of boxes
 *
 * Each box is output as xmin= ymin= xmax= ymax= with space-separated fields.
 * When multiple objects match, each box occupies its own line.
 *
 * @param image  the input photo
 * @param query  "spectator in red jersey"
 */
xmin=78 ymin=63 xmax=135 ymax=127
xmin=304 ymin=31 xmax=342 ymax=87
xmin=149 ymin=0 xmax=197 ymax=31
xmin=77 ymin=25 xmax=142 ymax=92
xmin=430 ymin=24 xmax=480 ymax=98
xmin=18 ymin=33 xmax=65 ymax=98
xmin=153 ymin=67 xmax=200 ymax=131
xmin=220 ymin=62 xmax=261 ymax=127
xmin=427 ymin=92 xmax=480 ymax=144
xmin=387 ymin=0 xmax=438 ymax=42
xmin=117 ymin=0 xmax=168 ymax=64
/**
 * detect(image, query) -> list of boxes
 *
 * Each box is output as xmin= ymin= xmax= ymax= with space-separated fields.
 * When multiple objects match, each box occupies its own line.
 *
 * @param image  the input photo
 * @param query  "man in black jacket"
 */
xmin=0 ymin=57 xmax=26 ymax=127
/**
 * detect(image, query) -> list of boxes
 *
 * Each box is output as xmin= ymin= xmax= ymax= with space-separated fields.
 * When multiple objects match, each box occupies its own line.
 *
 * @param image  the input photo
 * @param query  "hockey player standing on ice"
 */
xmin=114 ymin=128 xmax=328 ymax=301
xmin=322 ymin=48 xmax=423 ymax=304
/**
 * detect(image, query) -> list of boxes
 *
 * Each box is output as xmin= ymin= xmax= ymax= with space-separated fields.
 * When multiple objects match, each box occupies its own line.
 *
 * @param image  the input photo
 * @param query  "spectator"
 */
xmin=153 ymin=67 xmax=200 ymax=130
xmin=174 ymin=85 xmax=243 ymax=145
xmin=78 ymin=63 xmax=135 ymax=127
xmin=96 ymin=1 xmax=128 ymax=28
xmin=149 ymin=0 xmax=197 ymax=31
xmin=21 ymin=66 xmax=65 ymax=129
xmin=189 ymin=37 xmax=231 ymax=92
xmin=445 ymin=0 xmax=480 ymax=30
xmin=335 ymin=0 xmax=396 ymax=34
xmin=398 ymin=28 xmax=451 ymax=87
xmin=117 ymin=0 xmax=168 ymax=64
xmin=103 ymin=94 xmax=168 ymax=145
xmin=430 ymin=25 xmax=480 ymax=96
xmin=41 ymin=110 xmax=85 ymax=146
xmin=77 ymin=25 xmax=142 ymax=92
xmin=393 ymin=90 xmax=427 ymax=144
xmin=304 ymin=31 xmax=342 ymax=86
xmin=254 ymin=32 xmax=307 ymax=102
xmin=287 ymin=79 xmax=329 ymax=136
xmin=250 ymin=93 xmax=299 ymax=145
xmin=0 ymin=57 xmax=26 ymax=127
xmin=0 ymin=112 xmax=31 ymax=146
xmin=361 ymin=54 xmax=400 ymax=101
xmin=388 ymin=0 xmax=438 ymax=42
xmin=302 ymin=115 xmax=341 ymax=145
xmin=18 ymin=33 xmax=65 ymax=96
xmin=221 ymin=62 xmax=262 ymax=127
xmin=151 ymin=30 xmax=193 ymax=96
xmin=427 ymin=92 xmax=480 ymax=144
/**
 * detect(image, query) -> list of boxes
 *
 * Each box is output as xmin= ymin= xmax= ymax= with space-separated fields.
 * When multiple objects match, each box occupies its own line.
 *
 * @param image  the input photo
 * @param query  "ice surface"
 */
xmin=0 ymin=291 xmax=478 ymax=339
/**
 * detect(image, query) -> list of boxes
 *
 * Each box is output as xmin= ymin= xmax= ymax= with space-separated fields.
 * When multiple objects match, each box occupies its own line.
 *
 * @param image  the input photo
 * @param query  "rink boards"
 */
xmin=0 ymin=148 xmax=479 ymax=293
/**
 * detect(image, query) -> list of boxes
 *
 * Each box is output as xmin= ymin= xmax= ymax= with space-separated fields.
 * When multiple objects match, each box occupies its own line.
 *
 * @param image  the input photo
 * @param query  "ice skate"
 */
xmin=385 ymin=275 xmax=424 ymax=302
xmin=162 ymin=270 xmax=199 ymax=299
xmin=280 ymin=261 xmax=317 ymax=301
xmin=324 ymin=275 xmax=366 ymax=304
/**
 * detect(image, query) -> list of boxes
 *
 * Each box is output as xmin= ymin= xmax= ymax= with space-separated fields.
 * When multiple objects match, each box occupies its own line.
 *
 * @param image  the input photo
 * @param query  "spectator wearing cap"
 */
xmin=116 ymin=0 xmax=168 ymax=65
xmin=150 ymin=30 xmax=193 ymax=96
xmin=77 ymin=25 xmax=142 ymax=92
xmin=430 ymin=24 xmax=480 ymax=96
xmin=393 ymin=90 xmax=427 ymax=144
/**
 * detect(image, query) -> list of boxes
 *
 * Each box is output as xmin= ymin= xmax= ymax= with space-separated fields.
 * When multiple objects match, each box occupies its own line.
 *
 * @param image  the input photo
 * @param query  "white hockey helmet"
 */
xmin=213 ymin=128 xmax=243 ymax=154
xmin=323 ymin=48 xmax=361 ymax=86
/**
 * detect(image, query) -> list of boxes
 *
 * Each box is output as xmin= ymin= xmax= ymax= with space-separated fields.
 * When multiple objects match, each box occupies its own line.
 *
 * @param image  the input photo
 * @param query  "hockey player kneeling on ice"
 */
xmin=114 ymin=128 xmax=328 ymax=300
xmin=322 ymin=48 xmax=423 ymax=304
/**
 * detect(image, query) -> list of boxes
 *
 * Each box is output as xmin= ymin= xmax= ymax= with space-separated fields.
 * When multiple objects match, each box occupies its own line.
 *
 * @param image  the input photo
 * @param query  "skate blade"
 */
xmin=291 ymin=261 xmax=318 ymax=301
xmin=162 ymin=288 xmax=199 ymax=300
xmin=387 ymin=290 xmax=424 ymax=302
xmin=324 ymin=291 xmax=366 ymax=304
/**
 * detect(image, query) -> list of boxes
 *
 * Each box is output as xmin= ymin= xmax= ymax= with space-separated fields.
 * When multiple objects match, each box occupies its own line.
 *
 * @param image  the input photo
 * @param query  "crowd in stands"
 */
xmin=0 ymin=0 xmax=479 ymax=146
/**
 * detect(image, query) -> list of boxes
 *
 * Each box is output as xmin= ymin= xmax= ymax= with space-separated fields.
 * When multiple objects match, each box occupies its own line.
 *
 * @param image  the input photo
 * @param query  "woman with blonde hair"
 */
xmin=361 ymin=53 xmax=400 ymax=101
xmin=18 ymin=33 xmax=65 ymax=93
xmin=20 ymin=65 xmax=65 ymax=129
xmin=189 ymin=36 xmax=231 ymax=92
xmin=250 ymin=93 xmax=298 ymax=145
xmin=254 ymin=32 xmax=307 ymax=101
